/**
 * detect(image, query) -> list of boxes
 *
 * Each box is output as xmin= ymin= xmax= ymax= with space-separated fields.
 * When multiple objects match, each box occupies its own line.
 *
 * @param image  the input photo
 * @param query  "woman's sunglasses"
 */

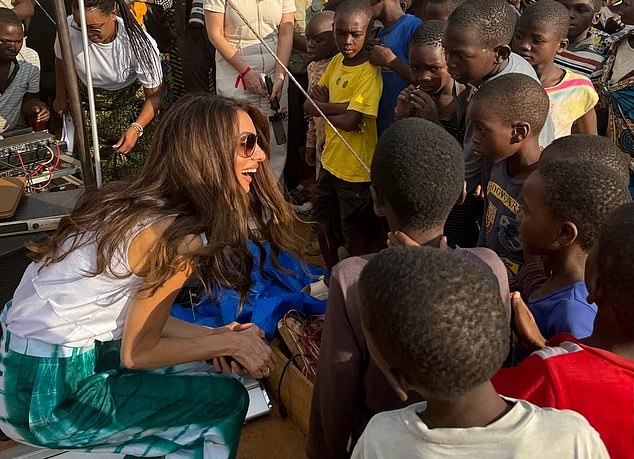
xmin=239 ymin=133 xmax=259 ymax=158
xmin=71 ymin=21 xmax=103 ymax=37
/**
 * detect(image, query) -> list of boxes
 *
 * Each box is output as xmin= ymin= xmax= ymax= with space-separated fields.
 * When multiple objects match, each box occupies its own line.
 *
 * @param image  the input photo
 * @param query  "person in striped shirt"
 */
xmin=554 ymin=0 xmax=609 ymax=79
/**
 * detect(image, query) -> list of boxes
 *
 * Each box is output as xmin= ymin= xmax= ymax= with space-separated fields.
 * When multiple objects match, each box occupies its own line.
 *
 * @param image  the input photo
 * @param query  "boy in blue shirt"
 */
xmin=518 ymin=158 xmax=631 ymax=339
xmin=368 ymin=0 xmax=422 ymax=135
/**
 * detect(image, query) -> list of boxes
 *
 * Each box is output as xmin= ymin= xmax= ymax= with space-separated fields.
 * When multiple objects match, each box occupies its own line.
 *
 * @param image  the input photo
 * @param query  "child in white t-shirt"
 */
xmin=352 ymin=247 xmax=609 ymax=459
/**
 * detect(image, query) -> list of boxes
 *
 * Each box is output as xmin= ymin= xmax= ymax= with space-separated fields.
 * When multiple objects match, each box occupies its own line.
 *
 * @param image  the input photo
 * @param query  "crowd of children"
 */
xmin=302 ymin=0 xmax=634 ymax=457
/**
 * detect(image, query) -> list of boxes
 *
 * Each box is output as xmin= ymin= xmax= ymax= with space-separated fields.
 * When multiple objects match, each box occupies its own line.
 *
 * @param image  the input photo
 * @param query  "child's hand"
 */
xmin=394 ymin=86 xmax=415 ymax=120
xmin=29 ymin=101 xmax=50 ymax=123
xmin=310 ymin=84 xmax=329 ymax=103
xmin=305 ymin=146 xmax=316 ymax=166
xmin=369 ymin=44 xmax=396 ymax=67
xmin=605 ymin=15 xmax=625 ymax=34
xmin=511 ymin=292 xmax=546 ymax=352
xmin=410 ymin=89 xmax=441 ymax=124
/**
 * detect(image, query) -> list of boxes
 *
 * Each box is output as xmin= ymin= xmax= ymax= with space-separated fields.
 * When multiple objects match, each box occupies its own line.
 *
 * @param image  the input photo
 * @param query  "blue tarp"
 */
xmin=171 ymin=241 xmax=327 ymax=340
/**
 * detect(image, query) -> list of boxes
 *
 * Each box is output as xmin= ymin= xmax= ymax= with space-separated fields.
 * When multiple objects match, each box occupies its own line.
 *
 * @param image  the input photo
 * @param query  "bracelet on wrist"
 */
xmin=129 ymin=122 xmax=144 ymax=137
xmin=235 ymin=66 xmax=252 ymax=90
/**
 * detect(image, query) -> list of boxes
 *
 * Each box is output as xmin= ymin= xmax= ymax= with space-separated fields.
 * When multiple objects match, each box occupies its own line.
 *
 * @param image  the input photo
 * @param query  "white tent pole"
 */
xmin=76 ymin=0 xmax=103 ymax=188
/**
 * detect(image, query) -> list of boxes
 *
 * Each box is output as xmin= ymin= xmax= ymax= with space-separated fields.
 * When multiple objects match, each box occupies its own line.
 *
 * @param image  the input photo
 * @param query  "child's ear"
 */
xmin=493 ymin=44 xmax=511 ymax=63
xmin=511 ymin=122 xmax=530 ymax=143
xmin=456 ymin=180 xmax=467 ymax=205
xmin=585 ymin=269 xmax=603 ymax=305
xmin=557 ymin=221 xmax=579 ymax=247
xmin=592 ymin=11 xmax=601 ymax=25
xmin=387 ymin=367 xmax=410 ymax=402
xmin=557 ymin=38 xmax=569 ymax=54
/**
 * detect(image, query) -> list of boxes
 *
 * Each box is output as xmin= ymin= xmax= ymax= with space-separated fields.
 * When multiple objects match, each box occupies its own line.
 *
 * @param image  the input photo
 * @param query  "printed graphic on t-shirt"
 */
xmin=335 ymin=77 xmax=349 ymax=89
xmin=486 ymin=179 xmax=523 ymax=279
xmin=485 ymin=202 xmax=497 ymax=234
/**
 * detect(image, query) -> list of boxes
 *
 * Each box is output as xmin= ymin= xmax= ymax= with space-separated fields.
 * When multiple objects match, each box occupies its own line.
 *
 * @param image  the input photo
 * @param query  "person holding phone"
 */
xmin=205 ymin=0 xmax=295 ymax=182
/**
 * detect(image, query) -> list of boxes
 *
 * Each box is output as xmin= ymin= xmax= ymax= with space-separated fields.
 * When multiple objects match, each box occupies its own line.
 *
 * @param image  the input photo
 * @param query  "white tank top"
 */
xmin=6 ymin=215 xmax=175 ymax=347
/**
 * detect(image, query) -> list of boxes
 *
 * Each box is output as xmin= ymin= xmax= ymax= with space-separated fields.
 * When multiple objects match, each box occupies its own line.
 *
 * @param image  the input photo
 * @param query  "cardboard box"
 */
xmin=264 ymin=340 xmax=314 ymax=436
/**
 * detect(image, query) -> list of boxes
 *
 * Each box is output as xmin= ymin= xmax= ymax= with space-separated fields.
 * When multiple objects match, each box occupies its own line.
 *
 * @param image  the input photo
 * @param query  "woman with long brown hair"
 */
xmin=0 ymin=94 xmax=303 ymax=458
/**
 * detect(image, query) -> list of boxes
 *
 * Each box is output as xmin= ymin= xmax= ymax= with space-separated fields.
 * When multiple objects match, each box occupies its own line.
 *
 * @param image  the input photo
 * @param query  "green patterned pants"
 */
xmin=78 ymin=81 xmax=158 ymax=182
xmin=0 ymin=316 xmax=249 ymax=458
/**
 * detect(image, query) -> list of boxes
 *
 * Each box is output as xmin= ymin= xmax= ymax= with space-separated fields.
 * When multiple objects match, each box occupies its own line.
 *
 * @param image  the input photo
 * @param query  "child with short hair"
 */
xmin=540 ymin=134 xmax=632 ymax=185
xmin=353 ymin=247 xmax=609 ymax=458
xmin=518 ymin=134 xmax=632 ymax=296
xmin=394 ymin=20 xmax=464 ymax=139
xmin=513 ymin=0 xmax=599 ymax=138
xmin=304 ymin=10 xmax=338 ymax=172
xmin=304 ymin=0 xmax=383 ymax=269
xmin=518 ymin=159 xmax=631 ymax=340
xmin=472 ymin=73 xmax=548 ymax=289
xmin=367 ymin=0 xmax=422 ymax=135
xmin=444 ymin=0 xmax=555 ymax=193
xmin=307 ymin=118 xmax=510 ymax=459
xmin=439 ymin=0 xmax=555 ymax=247
xmin=494 ymin=201 xmax=634 ymax=459
xmin=555 ymin=0 xmax=609 ymax=78
xmin=413 ymin=0 xmax=466 ymax=20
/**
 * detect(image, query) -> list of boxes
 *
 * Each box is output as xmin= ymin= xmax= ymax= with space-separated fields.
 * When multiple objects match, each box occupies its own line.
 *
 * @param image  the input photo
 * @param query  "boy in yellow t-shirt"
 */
xmin=304 ymin=0 xmax=383 ymax=269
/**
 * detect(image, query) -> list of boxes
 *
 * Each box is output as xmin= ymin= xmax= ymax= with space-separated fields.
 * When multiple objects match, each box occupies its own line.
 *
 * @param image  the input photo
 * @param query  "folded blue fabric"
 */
xmin=171 ymin=241 xmax=327 ymax=339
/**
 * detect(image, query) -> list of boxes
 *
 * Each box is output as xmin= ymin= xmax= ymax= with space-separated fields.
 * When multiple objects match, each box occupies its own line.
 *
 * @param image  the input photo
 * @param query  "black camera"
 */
xmin=264 ymin=75 xmax=287 ymax=145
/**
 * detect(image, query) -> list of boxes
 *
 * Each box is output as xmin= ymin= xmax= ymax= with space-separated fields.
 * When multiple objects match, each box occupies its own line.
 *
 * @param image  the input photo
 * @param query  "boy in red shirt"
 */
xmin=494 ymin=201 xmax=634 ymax=459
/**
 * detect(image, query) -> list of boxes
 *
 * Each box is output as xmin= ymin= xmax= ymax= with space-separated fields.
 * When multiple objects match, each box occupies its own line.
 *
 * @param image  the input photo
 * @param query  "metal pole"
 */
xmin=51 ymin=0 xmax=96 ymax=190
xmin=76 ymin=0 xmax=102 ymax=188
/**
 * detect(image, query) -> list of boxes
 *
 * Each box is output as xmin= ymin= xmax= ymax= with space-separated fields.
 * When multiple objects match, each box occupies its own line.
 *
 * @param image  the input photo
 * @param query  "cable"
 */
xmin=30 ymin=143 xmax=61 ymax=191
xmin=33 ymin=0 xmax=57 ymax=26
xmin=224 ymin=0 xmax=370 ymax=174
xmin=276 ymin=352 xmax=308 ymax=419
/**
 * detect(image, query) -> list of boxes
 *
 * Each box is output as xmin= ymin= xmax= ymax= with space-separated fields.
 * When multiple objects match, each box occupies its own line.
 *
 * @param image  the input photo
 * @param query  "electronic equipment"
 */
xmin=264 ymin=74 xmax=287 ymax=145
xmin=0 ymin=188 xmax=83 ymax=237
xmin=0 ymin=132 xmax=64 ymax=172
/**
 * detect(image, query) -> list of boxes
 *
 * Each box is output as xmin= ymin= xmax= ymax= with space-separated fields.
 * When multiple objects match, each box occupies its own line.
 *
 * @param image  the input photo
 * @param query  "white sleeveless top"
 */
xmin=6 ymin=216 xmax=174 ymax=347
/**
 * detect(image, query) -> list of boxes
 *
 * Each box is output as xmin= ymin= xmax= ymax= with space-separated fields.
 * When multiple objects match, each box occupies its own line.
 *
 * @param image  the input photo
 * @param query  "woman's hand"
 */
xmin=227 ymin=323 xmax=273 ymax=379
xmin=52 ymin=97 xmax=67 ymax=117
xmin=244 ymin=70 xmax=268 ymax=97
xmin=269 ymin=76 xmax=285 ymax=101
xmin=113 ymin=126 xmax=141 ymax=154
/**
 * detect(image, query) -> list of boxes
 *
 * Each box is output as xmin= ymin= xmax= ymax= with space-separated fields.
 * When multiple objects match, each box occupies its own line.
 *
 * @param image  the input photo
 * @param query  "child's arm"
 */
xmin=327 ymin=110 xmax=363 ymax=131
xmin=369 ymin=44 xmax=415 ymax=83
xmin=304 ymin=99 xmax=349 ymax=117
xmin=574 ymin=108 xmax=598 ymax=135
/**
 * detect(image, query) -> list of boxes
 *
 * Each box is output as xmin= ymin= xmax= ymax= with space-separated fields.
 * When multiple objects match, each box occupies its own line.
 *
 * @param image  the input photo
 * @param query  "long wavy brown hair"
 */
xmin=28 ymin=94 xmax=304 ymax=303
